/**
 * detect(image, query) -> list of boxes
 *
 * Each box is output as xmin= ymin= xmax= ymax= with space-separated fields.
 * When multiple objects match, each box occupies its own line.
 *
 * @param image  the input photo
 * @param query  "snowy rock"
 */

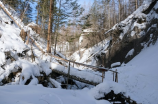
xmin=125 ymin=49 xmax=135 ymax=58
xmin=89 ymin=81 xmax=126 ymax=99
xmin=111 ymin=62 xmax=121 ymax=68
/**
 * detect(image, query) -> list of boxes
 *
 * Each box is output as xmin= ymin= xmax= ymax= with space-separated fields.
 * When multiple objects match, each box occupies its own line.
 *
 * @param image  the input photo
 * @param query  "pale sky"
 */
xmin=78 ymin=0 xmax=94 ymax=5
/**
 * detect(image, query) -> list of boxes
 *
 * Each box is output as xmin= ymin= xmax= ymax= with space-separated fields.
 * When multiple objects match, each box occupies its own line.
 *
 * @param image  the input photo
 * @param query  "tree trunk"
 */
xmin=135 ymin=0 xmax=138 ymax=10
xmin=36 ymin=0 xmax=39 ymax=25
xmin=47 ymin=0 xmax=54 ymax=53
xmin=118 ymin=0 xmax=121 ymax=22
xmin=108 ymin=4 xmax=111 ymax=28
xmin=54 ymin=0 xmax=61 ymax=55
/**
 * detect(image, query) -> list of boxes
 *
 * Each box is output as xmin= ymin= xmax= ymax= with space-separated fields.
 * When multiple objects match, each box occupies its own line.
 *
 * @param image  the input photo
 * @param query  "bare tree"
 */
xmin=135 ymin=0 xmax=138 ymax=10
xmin=118 ymin=0 xmax=121 ymax=22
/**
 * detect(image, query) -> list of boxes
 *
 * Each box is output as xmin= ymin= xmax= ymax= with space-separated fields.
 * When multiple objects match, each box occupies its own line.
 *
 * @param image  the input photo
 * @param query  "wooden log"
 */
xmin=51 ymin=68 xmax=100 ymax=86
xmin=116 ymin=72 xmax=118 ymax=83
xmin=115 ymin=69 xmax=118 ymax=83
xmin=0 ymin=3 xmax=22 ymax=29
xmin=30 ymin=37 xmax=45 ymax=53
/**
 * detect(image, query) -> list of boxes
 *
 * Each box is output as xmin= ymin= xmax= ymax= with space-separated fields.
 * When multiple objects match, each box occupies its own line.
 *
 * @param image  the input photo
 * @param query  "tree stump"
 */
xmin=20 ymin=29 xmax=27 ymax=42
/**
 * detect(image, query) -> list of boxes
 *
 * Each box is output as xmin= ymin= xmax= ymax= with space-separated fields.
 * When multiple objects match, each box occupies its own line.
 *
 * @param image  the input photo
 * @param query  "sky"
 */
xmin=78 ymin=0 xmax=94 ymax=6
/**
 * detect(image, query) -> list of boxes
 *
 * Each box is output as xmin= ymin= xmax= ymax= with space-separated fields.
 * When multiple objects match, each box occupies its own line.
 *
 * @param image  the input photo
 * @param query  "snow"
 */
xmin=70 ymin=39 xmax=110 ymax=68
xmin=27 ymin=22 xmax=38 ymax=27
xmin=0 ymin=51 xmax=5 ymax=65
xmin=89 ymin=81 xmax=126 ymax=99
xmin=49 ymin=78 xmax=61 ymax=88
xmin=111 ymin=62 xmax=121 ymax=68
xmin=28 ymin=76 xmax=38 ymax=85
xmin=0 ymin=85 xmax=97 ymax=104
xmin=95 ymin=100 xmax=111 ymax=104
xmin=105 ymin=41 xmax=158 ymax=104
xmin=79 ymin=34 xmax=84 ymax=45
xmin=83 ymin=28 xmax=94 ymax=33
xmin=0 ymin=23 xmax=28 ymax=53
xmin=125 ymin=49 xmax=134 ymax=58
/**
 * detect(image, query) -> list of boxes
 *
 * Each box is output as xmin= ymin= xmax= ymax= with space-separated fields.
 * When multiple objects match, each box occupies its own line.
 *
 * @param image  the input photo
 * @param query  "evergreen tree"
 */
xmin=2 ymin=0 xmax=19 ymax=11
xmin=18 ymin=0 xmax=35 ymax=24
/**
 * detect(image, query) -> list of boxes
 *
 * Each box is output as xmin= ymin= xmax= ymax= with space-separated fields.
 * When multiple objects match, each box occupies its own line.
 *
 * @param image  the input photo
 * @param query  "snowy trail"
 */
xmin=0 ymin=85 xmax=97 ymax=104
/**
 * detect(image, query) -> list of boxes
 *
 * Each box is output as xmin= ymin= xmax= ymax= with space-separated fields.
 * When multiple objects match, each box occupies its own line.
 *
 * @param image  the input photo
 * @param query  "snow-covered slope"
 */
xmin=106 ymin=41 xmax=158 ymax=103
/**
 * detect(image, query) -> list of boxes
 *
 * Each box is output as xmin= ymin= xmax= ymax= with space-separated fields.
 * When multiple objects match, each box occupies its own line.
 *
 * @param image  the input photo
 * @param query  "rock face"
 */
xmin=97 ymin=0 xmax=158 ymax=67
xmin=79 ymin=29 xmax=105 ymax=49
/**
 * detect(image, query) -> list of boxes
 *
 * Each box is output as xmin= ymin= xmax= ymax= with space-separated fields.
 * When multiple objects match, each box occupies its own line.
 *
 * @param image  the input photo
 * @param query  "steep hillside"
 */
xmin=70 ymin=0 xmax=158 ymax=68
xmin=106 ymin=41 xmax=158 ymax=103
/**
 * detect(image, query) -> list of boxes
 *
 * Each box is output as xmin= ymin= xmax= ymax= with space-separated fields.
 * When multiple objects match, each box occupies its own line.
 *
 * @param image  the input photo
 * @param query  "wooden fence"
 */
xmin=48 ymin=53 xmax=119 ymax=84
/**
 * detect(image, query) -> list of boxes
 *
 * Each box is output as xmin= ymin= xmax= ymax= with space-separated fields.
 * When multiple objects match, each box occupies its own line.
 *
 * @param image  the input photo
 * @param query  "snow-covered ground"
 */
xmin=0 ymin=37 xmax=157 ymax=104
xmin=105 ymin=41 xmax=158 ymax=103
xmin=0 ymin=85 xmax=97 ymax=104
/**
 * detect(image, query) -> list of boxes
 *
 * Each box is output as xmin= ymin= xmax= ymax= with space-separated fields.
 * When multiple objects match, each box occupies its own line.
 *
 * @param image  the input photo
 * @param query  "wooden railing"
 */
xmin=48 ymin=53 xmax=118 ymax=83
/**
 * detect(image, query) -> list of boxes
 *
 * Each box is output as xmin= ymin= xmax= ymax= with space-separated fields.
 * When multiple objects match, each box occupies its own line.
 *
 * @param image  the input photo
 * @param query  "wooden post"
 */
xmin=113 ymin=72 xmax=114 ymax=81
xmin=102 ymin=71 xmax=105 ymax=82
xmin=116 ymin=72 xmax=118 ymax=83
xmin=26 ymin=31 xmax=30 ymax=45
xmin=115 ymin=69 xmax=118 ymax=83
xmin=67 ymin=61 xmax=70 ymax=89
